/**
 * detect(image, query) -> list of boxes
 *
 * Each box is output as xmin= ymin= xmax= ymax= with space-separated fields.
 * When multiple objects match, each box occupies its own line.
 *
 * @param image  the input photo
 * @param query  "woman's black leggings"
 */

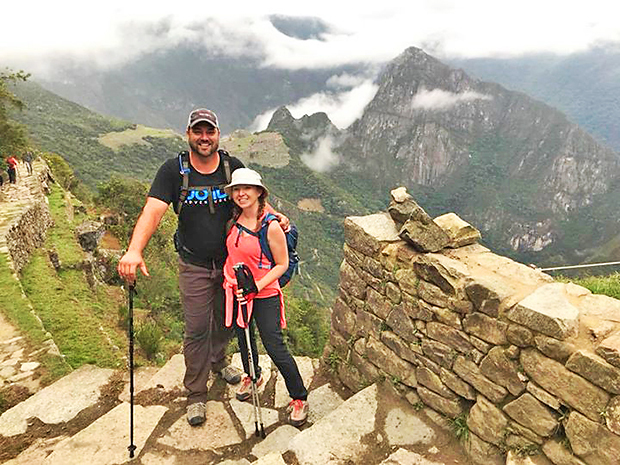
xmin=235 ymin=295 xmax=307 ymax=400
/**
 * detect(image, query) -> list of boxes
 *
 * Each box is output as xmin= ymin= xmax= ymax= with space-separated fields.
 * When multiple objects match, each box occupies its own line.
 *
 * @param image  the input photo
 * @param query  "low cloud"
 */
xmin=249 ymin=78 xmax=378 ymax=132
xmin=411 ymin=88 xmax=493 ymax=111
xmin=301 ymin=135 xmax=340 ymax=173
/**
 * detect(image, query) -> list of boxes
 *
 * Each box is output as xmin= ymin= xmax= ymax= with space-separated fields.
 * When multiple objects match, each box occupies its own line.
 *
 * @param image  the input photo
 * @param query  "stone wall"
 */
xmin=327 ymin=189 xmax=620 ymax=465
xmin=3 ymin=164 xmax=53 ymax=273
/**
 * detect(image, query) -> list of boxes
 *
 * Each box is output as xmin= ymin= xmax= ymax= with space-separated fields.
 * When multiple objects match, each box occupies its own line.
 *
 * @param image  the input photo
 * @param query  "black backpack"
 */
xmin=176 ymin=150 xmax=232 ymax=215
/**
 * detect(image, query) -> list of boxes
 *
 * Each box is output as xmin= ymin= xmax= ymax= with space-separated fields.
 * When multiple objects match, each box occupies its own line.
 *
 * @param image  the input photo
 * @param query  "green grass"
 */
xmin=558 ymin=272 xmax=620 ymax=300
xmin=0 ymin=254 xmax=72 ymax=382
xmin=98 ymin=125 xmax=179 ymax=151
xmin=19 ymin=184 xmax=126 ymax=369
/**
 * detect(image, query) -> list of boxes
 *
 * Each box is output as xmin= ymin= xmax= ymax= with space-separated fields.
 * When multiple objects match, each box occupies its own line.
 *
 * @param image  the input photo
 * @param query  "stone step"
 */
xmin=0 ymin=365 xmax=115 ymax=437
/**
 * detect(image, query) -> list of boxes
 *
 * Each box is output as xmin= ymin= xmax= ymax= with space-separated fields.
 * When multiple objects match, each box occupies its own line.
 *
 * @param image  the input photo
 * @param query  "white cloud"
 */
xmin=412 ymin=88 xmax=493 ymax=111
xmin=249 ymin=79 xmax=379 ymax=131
xmin=301 ymin=135 xmax=340 ymax=173
xmin=2 ymin=1 xmax=619 ymax=78
xmin=288 ymin=81 xmax=379 ymax=129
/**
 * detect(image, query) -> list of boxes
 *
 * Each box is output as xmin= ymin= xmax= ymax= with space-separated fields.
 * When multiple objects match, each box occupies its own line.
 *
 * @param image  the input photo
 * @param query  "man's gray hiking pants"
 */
xmin=178 ymin=258 xmax=233 ymax=404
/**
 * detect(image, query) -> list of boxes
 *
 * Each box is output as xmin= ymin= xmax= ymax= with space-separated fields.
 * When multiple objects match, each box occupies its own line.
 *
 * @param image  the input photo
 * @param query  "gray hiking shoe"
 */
xmin=218 ymin=365 xmax=243 ymax=384
xmin=187 ymin=402 xmax=206 ymax=426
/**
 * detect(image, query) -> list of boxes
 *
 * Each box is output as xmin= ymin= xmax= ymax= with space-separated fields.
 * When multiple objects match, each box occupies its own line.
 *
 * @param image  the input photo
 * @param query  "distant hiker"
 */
xmin=117 ymin=108 xmax=288 ymax=427
xmin=24 ymin=151 xmax=33 ymax=175
xmin=223 ymin=168 xmax=309 ymax=427
xmin=6 ymin=155 xmax=18 ymax=184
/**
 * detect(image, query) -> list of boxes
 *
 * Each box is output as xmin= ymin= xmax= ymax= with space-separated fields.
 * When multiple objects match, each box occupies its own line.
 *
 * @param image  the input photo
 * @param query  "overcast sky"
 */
xmin=2 ymin=0 xmax=619 ymax=136
xmin=3 ymin=0 xmax=618 ymax=75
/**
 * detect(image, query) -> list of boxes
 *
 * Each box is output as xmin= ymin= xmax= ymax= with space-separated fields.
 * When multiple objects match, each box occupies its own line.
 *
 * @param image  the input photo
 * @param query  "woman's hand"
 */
xmin=235 ymin=287 xmax=247 ymax=305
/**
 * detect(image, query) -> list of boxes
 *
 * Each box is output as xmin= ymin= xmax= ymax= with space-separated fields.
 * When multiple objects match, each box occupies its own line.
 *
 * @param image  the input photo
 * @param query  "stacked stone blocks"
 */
xmin=327 ymin=188 xmax=620 ymax=465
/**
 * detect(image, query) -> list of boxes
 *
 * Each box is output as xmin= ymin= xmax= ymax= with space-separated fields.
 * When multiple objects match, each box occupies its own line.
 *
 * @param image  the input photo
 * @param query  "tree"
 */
xmin=0 ymin=69 xmax=30 ymax=156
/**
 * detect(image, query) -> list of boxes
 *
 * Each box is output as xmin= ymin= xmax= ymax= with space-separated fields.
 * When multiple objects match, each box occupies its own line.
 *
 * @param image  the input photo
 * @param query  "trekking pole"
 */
xmin=234 ymin=264 xmax=266 ymax=439
xmin=127 ymin=282 xmax=137 ymax=458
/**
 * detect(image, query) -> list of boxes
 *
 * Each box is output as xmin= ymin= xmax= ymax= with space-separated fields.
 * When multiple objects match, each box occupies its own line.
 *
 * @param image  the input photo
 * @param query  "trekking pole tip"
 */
xmin=128 ymin=444 xmax=136 ymax=458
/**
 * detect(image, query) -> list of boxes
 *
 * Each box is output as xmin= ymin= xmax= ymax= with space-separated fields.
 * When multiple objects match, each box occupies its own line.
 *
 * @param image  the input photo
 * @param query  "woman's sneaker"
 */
xmin=287 ymin=399 xmax=309 ymax=427
xmin=236 ymin=374 xmax=264 ymax=401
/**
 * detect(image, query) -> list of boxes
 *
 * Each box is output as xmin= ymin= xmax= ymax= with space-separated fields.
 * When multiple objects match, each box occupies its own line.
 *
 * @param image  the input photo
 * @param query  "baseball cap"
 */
xmin=187 ymin=108 xmax=219 ymax=129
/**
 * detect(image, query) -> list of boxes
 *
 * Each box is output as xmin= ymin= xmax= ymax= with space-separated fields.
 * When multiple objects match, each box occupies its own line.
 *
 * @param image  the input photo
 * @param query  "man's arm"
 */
xmin=117 ymin=197 xmax=169 ymax=283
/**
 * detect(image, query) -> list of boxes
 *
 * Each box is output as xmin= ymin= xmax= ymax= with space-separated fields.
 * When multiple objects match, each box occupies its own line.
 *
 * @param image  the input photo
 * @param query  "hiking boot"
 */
xmin=218 ymin=364 xmax=243 ymax=384
xmin=287 ymin=399 xmax=309 ymax=427
xmin=187 ymin=402 xmax=206 ymax=426
xmin=235 ymin=374 xmax=263 ymax=401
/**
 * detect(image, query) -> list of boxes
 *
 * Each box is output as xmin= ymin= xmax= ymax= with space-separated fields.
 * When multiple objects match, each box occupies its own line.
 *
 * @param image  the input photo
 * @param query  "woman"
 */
xmin=222 ymin=168 xmax=309 ymax=427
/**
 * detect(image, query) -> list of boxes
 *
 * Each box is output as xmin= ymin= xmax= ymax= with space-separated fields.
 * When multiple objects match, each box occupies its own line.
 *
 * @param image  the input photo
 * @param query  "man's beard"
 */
xmin=189 ymin=138 xmax=219 ymax=158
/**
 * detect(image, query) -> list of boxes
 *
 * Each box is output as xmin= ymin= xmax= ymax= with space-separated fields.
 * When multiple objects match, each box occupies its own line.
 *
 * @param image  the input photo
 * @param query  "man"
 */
xmin=118 ymin=109 xmax=284 ymax=426
xmin=6 ymin=155 xmax=18 ymax=184
xmin=24 ymin=151 xmax=33 ymax=175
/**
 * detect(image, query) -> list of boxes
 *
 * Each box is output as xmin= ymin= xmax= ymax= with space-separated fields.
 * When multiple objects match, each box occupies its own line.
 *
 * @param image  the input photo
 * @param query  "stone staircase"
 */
xmin=0 ymin=352 xmax=472 ymax=465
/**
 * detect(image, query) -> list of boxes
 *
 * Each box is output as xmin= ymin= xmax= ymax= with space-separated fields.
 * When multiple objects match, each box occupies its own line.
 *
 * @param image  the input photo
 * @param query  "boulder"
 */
xmin=434 ymin=212 xmax=481 ymax=248
xmin=75 ymin=221 xmax=105 ymax=252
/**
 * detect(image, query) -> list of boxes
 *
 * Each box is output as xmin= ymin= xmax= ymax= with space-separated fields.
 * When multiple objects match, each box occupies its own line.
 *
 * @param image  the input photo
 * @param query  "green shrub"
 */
xmin=136 ymin=320 xmax=164 ymax=360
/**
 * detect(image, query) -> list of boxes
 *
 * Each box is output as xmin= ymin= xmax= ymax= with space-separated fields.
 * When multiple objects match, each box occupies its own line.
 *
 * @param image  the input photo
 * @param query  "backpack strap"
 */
xmin=177 ymin=151 xmax=190 ymax=215
xmin=258 ymin=213 xmax=278 ymax=268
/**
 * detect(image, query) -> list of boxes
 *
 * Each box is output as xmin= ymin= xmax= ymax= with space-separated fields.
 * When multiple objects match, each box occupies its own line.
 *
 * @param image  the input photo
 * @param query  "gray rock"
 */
xmin=464 ymin=275 xmax=515 ymax=318
xmin=502 ymin=393 xmax=559 ymax=437
xmin=385 ymin=406 xmax=436 ymax=446
xmin=421 ymin=338 xmax=457 ymax=370
xmin=426 ymin=321 xmax=473 ymax=354
xmin=306 ymin=384 xmax=344 ymax=424
xmin=507 ymin=283 xmax=579 ymax=340
xmin=505 ymin=450 xmax=553 ymax=464
xmin=434 ymin=212 xmax=481 ymax=248
xmin=507 ymin=324 xmax=534 ymax=347
xmin=452 ymin=356 xmax=508 ymax=403
xmin=565 ymin=410 xmax=620 ymax=464
xmin=596 ymin=331 xmax=620 ymax=368
xmin=467 ymin=432 xmax=505 ymax=465
xmin=398 ymin=218 xmax=451 ymax=253
xmin=0 ymin=365 xmax=114 ymax=436
xmin=251 ymin=425 xmax=299 ymax=458
xmin=534 ymin=334 xmax=576 ymax=363
xmin=380 ymin=448 xmax=445 ymax=465
xmin=440 ymin=367 xmax=477 ymax=400
xmin=463 ymin=312 xmax=508 ymax=346
xmin=541 ymin=439 xmax=587 ymax=465
xmin=380 ymin=330 xmax=419 ymax=365
xmin=467 ymin=395 xmax=509 ymax=446
xmin=417 ymin=279 xmax=451 ymax=307
xmin=367 ymin=287 xmax=393 ymax=319
xmin=479 ymin=347 xmax=526 ymax=396
xmin=526 ymin=382 xmax=562 ymax=411
xmin=413 ymin=253 xmax=468 ymax=294
xmin=366 ymin=337 xmax=417 ymax=387
xmin=344 ymin=213 xmax=400 ymax=256
xmin=331 ymin=298 xmax=357 ymax=340
xmin=75 ymin=220 xmax=105 ymax=252
xmin=388 ymin=188 xmax=433 ymax=227
xmin=565 ymin=349 xmax=620 ymax=394
xmin=46 ymin=403 xmax=167 ymax=464
xmin=521 ymin=348 xmax=609 ymax=422
xmin=288 ymin=384 xmax=379 ymax=465
xmin=230 ymin=400 xmax=279 ymax=440
xmin=606 ymin=395 xmax=620 ymax=435
xmin=416 ymin=366 xmax=460 ymax=401
xmin=339 ymin=260 xmax=367 ymax=300
xmin=417 ymin=386 xmax=464 ymax=419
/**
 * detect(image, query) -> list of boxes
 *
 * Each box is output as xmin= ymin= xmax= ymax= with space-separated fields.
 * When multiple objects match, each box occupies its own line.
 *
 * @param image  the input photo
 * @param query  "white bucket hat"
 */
xmin=225 ymin=168 xmax=268 ymax=195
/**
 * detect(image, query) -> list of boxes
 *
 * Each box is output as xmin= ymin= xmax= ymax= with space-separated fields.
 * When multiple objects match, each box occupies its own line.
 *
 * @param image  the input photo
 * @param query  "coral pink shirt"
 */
xmin=223 ymin=215 xmax=286 ymax=328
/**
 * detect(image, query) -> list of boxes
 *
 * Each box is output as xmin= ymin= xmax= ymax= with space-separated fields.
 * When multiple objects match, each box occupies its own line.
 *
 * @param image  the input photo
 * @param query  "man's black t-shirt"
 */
xmin=148 ymin=151 xmax=244 ymax=263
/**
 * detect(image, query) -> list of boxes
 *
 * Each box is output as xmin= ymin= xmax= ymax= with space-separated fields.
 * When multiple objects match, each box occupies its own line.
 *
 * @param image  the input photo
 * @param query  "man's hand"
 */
xmin=118 ymin=250 xmax=149 ymax=284
xmin=273 ymin=212 xmax=290 ymax=232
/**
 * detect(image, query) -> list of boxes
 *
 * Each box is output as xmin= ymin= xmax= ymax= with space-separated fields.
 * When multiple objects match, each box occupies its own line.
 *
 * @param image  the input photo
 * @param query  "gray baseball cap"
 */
xmin=187 ymin=108 xmax=219 ymax=129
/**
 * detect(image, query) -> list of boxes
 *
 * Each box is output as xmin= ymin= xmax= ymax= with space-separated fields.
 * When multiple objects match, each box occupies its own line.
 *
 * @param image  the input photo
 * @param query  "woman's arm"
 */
xmin=255 ymin=221 xmax=289 ymax=292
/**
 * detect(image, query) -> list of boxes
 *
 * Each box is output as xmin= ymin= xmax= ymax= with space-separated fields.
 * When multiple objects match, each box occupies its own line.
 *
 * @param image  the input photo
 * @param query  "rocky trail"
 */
xmin=0 ymin=350 xmax=471 ymax=465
